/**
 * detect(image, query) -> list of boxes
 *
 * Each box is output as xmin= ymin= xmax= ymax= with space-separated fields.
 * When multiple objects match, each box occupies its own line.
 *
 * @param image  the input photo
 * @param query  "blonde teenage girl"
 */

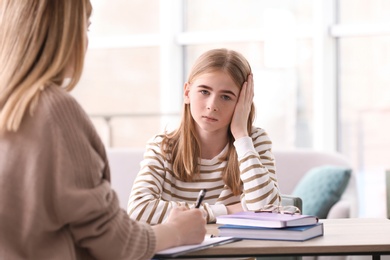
xmin=128 ymin=48 xmax=281 ymax=224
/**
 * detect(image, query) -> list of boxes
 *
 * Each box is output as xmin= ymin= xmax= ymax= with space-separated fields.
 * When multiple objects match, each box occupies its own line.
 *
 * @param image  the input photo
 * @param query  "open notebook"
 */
xmin=153 ymin=236 xmax=240 ymax=258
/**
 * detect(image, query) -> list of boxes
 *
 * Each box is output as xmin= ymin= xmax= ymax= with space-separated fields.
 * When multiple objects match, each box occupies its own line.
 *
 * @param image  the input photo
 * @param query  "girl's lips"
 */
xmin=202 ymin=116 xmax=218 ymax=122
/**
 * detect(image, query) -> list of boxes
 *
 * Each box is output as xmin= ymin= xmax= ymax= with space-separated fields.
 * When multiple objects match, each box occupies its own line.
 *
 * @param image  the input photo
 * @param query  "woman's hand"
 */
xmin=230 ymin=73 xmax=254 ymax=140
xmin=153 ymin=207 xmax=207 ymax=252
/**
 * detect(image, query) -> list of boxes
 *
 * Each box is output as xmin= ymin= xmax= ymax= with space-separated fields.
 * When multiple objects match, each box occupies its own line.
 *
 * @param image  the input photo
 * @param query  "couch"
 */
xmin=106 ymin=147 xmax=358 ymax=219
xmin=274 ymin=149 xmax=357 ymax=218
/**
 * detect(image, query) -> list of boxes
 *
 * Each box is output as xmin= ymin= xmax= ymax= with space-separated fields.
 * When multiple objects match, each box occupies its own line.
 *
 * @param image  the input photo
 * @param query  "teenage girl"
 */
xmin=128 ymin=48 xmax=281 ymax=224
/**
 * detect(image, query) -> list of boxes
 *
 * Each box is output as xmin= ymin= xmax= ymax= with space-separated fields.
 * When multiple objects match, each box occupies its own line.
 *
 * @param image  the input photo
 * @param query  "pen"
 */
xmin=195 ymin=189 xmax=207 ymax=208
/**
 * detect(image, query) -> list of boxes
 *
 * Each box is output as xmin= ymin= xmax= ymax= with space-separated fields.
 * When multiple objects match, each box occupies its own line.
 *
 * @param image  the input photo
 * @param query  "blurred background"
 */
xmin=72 ymin=0 xmax=390 ymax=218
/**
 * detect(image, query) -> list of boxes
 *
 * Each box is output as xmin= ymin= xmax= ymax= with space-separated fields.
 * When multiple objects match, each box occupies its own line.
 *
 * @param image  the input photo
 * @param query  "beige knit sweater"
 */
xmin=0 ymin=86 xmax=156 ymax=260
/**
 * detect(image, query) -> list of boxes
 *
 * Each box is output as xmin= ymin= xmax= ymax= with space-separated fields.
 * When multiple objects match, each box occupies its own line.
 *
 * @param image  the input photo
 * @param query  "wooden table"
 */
xmin=174 ymin=218 xmax=390 ymax=259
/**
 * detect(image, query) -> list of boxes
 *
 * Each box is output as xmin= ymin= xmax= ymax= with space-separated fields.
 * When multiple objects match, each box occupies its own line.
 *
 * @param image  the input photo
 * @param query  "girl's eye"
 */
xmin=200 ymin=90 xmax=209 ymax=95
xmin=221 ymin=95 xmax=231 ymax=101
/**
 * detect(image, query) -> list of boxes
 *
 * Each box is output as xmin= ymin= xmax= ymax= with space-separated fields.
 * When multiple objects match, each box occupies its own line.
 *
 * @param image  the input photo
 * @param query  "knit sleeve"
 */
xmin=234 ymin=127 xmax=281 ymax=211
xmin=127 ymin=140 xmax=229 ymax=224
xmin=44 ymin=88 xmax=156 ymax=260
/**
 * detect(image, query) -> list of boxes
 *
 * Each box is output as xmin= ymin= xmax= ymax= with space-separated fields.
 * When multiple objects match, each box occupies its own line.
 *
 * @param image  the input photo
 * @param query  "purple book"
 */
xmin=218 ymin=223 xmax=324 ymax=241
xmin=216 ymin=211 xmax=318 ymax=228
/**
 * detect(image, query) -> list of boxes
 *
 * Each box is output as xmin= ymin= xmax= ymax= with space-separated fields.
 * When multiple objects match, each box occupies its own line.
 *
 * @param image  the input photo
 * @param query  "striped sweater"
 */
xmin=127 ymin=127 xmax=281 ymax=224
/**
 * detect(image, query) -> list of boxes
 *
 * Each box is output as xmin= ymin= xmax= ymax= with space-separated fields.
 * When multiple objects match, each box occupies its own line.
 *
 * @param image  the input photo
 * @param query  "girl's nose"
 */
xmin=207 ymin=103 xmax=218 ymax=111
xmin=207 ymin=106 xmax=217 ymax=111
xmin=207 ymin=96 xmax=218 ymax=111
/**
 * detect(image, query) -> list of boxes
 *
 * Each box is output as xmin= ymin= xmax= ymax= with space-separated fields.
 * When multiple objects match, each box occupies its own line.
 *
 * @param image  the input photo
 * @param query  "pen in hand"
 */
xmin=195 ymin=189 xmax=207 ymax=208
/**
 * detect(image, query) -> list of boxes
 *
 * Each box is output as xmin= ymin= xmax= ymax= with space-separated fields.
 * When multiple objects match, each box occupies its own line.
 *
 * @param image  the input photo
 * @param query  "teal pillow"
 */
xmin=292 ymin=165 xmax=351 ymax=218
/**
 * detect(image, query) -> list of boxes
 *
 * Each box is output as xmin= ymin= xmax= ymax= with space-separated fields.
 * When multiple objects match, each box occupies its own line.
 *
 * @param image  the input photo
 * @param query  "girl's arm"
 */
xmin=230 ymin=74 xmax=280 ymax=211
xmin=127 ymin=142 xmax=174 ymax=224
xmin=235 ymin=127 xmax=281 ymax=211
xmin=127 ymin=137 xmax=224 ymax=224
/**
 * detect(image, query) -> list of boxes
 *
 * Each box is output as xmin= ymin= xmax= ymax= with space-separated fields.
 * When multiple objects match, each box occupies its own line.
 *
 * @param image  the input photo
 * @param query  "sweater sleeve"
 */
xmin=45 ymin=88 xmax=156 ymax=260
xmin=127 ymin=137 xmax=186 ymax=225
xmin=127 ymin=134 xmax=226 ymax=224
xmin=127 ymin=141 xmax=228 ymax=224
xmin=234 ymin=127 xmax=281 ymax=211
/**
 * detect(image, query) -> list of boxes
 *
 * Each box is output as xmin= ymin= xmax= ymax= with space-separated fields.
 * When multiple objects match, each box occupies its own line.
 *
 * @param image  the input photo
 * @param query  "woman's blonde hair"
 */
xmin=162 ymin=48 xmax=255 ymax=195
xmin=0 ymin=0 xmax=92 ymax=132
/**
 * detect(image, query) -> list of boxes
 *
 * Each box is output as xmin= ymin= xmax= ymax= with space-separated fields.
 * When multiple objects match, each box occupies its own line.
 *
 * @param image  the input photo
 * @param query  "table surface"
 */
xmin=181 ymin=218 xmax=390 ymax=258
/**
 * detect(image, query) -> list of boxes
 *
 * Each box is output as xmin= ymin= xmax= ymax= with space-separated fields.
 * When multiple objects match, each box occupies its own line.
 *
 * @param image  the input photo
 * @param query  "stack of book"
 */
xmin=216 ymin=211 xmax=323 ymax=241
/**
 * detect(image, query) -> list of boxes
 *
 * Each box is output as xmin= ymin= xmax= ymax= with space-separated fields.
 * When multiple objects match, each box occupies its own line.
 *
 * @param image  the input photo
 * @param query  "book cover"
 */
xmin=216 ymin=211 xmax=318 ymax=228
xmin=218 ymin=223 xmax=324 ymax=241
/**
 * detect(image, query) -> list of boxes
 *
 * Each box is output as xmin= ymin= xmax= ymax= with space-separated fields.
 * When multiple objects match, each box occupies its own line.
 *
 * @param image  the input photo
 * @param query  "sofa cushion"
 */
xmin=292 ymin=165 xmax=351 ymax=218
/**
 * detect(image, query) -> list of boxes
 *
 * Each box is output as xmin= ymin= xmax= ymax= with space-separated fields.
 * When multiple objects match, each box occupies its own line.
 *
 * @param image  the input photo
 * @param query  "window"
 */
xmin=74 ymin=0 xmax=165 ymax=147
xmin=72 ymin=0 xmax=390 ymax=218
xmin=335 ymin=0 xmax=390 ymax=217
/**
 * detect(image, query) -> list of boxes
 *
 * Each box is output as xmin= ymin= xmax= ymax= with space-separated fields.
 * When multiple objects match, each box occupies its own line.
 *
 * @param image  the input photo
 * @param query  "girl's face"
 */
xmin=184 ymin=70 xmax=240 ymax=136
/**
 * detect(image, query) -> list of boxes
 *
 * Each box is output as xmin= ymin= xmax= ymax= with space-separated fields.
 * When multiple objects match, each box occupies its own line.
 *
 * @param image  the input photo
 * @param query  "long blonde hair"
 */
xmin=0 ymin=0 xmax=92 ymax=132
xmin=162 ymin=48 xmax=255 ymax=195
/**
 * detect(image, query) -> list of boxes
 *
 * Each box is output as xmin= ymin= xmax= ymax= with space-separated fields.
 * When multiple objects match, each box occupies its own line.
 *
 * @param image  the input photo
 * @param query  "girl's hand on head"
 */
xmin=230 ymin=73 xmax=254 ymax=140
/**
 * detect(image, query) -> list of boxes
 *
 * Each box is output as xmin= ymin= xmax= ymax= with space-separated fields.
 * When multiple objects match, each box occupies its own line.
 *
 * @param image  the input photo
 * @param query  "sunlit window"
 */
xmin=337 ymin=0 xmax=390 ymax=218
xmin=71 ymin=0 xmax=390 ymax=218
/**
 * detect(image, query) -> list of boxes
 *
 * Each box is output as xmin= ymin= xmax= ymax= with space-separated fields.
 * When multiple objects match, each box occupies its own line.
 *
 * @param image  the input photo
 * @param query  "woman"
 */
xmin=0 ymin=1 xmax=206 ymax=259
xmin=128 ymin=48 xmax=281 ymax=225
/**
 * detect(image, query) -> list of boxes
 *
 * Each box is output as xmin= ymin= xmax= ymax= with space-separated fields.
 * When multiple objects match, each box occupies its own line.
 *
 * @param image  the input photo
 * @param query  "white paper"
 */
xmin=154 ymin=236 xmax=237 ymax=257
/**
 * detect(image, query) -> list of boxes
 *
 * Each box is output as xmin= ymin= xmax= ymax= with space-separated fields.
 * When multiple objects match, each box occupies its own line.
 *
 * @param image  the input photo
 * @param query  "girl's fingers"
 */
xmin=247 ymin=74 xmax=254 ymax=99
xmin=241 ymin=74 xmax=253 ymax=107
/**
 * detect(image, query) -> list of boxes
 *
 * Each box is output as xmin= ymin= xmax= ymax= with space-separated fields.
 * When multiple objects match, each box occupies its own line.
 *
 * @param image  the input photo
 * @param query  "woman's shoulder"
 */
xmin=40 ymin=86 xmax=84 ymax=115
xmin=39 ymin=86 xmax=95 ymax=133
